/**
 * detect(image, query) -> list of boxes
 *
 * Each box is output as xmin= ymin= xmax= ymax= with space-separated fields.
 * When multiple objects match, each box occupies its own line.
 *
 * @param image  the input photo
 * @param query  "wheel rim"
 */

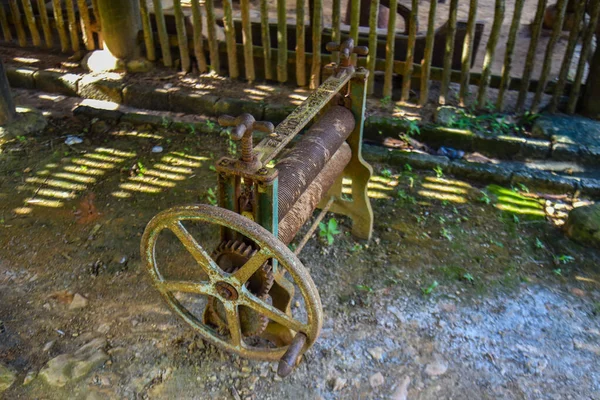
xmin=140 ymin=204 xmax=323 ymax=361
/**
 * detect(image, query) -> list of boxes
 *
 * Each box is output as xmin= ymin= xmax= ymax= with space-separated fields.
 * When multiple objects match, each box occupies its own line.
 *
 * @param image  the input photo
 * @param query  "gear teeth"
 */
xmin=242 ymin=246 xmax=253 ymax=257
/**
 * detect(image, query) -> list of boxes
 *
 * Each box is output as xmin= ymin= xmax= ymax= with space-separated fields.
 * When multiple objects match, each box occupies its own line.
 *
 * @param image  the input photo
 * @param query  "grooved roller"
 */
xmin=276 ymin=106 xmax=355 ymax=220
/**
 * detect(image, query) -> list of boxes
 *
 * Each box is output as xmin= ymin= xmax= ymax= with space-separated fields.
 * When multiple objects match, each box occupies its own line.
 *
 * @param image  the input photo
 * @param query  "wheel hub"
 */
xmin=215 ymin=281 xmax=238 ymax=300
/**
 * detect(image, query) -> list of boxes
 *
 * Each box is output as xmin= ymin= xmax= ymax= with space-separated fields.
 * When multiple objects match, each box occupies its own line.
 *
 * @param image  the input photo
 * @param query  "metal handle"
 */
xmin=277 ymin=333 xmax=307 ymax=378
xmin=217 ymin=114 xmax=274 ymax=167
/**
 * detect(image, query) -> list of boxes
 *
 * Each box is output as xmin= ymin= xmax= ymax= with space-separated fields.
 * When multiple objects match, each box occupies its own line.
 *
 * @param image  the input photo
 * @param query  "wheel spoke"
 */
xmin=224 ymin=304 xmax=242 ymax=346
xmin=232 ymin=248 xmax=272 ymax=285
xmin=169 ymin=221 xmax=222 ymax=279
xmin=241 ymin=292 xmax=306 ymax=333
xmin=161 ymin=280 xmax=213 ymax=295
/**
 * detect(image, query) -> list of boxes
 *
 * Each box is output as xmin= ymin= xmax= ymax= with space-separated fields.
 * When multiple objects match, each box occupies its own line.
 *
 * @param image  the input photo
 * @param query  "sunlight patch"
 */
xmin=417 ymin=190 xmax=466 ymax=203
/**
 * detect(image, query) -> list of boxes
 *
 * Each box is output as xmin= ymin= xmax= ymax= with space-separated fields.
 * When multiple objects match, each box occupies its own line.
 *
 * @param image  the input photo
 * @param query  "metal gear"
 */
xmin=204 ymin=240 xmax=274 ymax=337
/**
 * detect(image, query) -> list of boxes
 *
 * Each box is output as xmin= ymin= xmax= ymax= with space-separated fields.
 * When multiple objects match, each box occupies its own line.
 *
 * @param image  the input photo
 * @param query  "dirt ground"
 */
xmin=1 ymin=100 xmax=599 ymax=399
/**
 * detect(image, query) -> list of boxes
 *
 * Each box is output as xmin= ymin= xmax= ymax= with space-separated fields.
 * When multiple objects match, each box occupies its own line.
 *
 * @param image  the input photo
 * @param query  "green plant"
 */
xmin=479 ymin=191 xmax=491 ymax=205
xmin=404 ymin=163 xmax=413 ymax=172
xmin=406 ymin=119 xmax=420 ymax=136
xmin=462 ymin=273 xmax=475 ymax=283
xmin=535 ymin=238 xmax=545 ymax=249
xmin=380 ymin=168 xmax=392 ymax=178
xmin=440 ymin=227 xmax=452 ymax=241
xmin=206 ymin=187 xmax=218 ymax=205
xmin=161 ymin=117 xmax=170 ymax=128
xmin=553 ymin=254 xmax=574 ymax=265
xmin=380 ymin=96 xmax=392 ymax=107
xmin=16 ymin=135 xmax=26 ymax=143
xmin=206 ymin=120 xmax=216 ymax=130
xmin=395 ymin=189 xmax=416 ymax=204
xmin=553 ymin=268 xmax=563 ymax=276
xmin=355 ymin=284 xmax=373 ymax=293
xmin=319 ymin=218 xmax=341 ymax=245
xmin=137 ymin=161 xmax=147 ymax=176
xmin=433 ymin=165 xmax=444 ymax=178
xmin=351 ymin=243 xmax=363 ymax=252
xmin=422 ymin=281 xmax=439 ymax=296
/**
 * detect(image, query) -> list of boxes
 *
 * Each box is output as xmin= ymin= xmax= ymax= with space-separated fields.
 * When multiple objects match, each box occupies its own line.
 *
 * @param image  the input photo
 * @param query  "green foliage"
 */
xmin=406 ymin=119 xmax=420 ymax=136
xmin=440 ymin=227 xmax=452 ymax=241
xmin=319 ymin=218 xmax=341 ymax=245
xmin=553 ymin=254 xmax=574 ymax=265
xmin=445 ymin=108 xmax=526 ymax=136
xmin=433 ymin=165 xmax=444 ymax=178
xmin=137 ymin=161 xmax=147 ymax=176
xmin=206 ymin=187 xmax=217 ymax=206
xmin=421 ymin=281 xmax=439 ymax=296
xmin=404 ymin=163 xmax=413 ymax=172
xmin=395 ymin=189 xmax=416 ymax=204
xmin=355 ymin=284 xmax=373 ymax=293
xmin=206 ymin=120 xmax=216 ymax=130
xmin=350 ymin=243 xmax=363 ymax=252
xmin=380 ymin=96 xmax=392 ymax=107
xmin=462 ymin=272 xmax=475 ymax=283
xmin=535 ymin=238 xmax=545 ymax=249
xmin=380 ymin=168 xmax=392 ymax=178
xmin=479 ymin=191 xmax=491 ymax=205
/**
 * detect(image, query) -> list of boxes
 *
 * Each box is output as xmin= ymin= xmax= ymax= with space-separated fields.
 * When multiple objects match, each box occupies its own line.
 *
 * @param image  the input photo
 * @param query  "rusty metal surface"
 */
xmin=254 ymin=72 xmax=353 ymax=165
xmin=140 ymin=204 xmax=323 ymax=361
xmin=325 ymin=39 xmax=369 ymax=77
xmin=276 ymin=106 xmax=355 ymax=220
xmin=278 ymin=142 xmax=351 ymax=245
xmin=277 ymin=333 xmax=307 ymax=378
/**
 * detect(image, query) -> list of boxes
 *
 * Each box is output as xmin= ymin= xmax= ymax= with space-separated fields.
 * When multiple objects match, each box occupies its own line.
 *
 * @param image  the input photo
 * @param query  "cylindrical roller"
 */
xmin=276 ymin=106 xmax=355 ymax=220
xmin=278 ymin=142 xmax=352 ymax=244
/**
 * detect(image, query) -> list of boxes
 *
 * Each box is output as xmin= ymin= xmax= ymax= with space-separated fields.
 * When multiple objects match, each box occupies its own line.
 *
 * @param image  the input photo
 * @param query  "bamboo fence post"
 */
xmin=240 ymin=0 xmax=255 ymax=82
xmin=531 ymin=0 xmax=568 ymax=111
xmin=439 ymin=0 xmax=458 ymax=105
xmin=459 ymin=0 xmax=478 ymax=107
xmin=36 ymin=0 xmax=53 ymax=48
xmin=152 ymin=0 xmax=172 ymax=67
xmin=419 ymin=0 xmax=437 ymax=106
xmin=296 ymin=0 xmax=306 ymax=86
xmin=277 ymin=0 xmax=287 ymax=82
xmin=91 ymin=0 xmax=101 ymax=49
xmin=516 ymin=0 xmax=547 ymax=112
xmin=51 ymin=0 xmax=69 ymax=52
xmin=205 ymin=0 xmax=220 ymax=73
xmin=222 ymin=0 xmax=238 ymax=79
xmin=367 ymin=0 xmax=380 ymax=95
xmin=401 ymin=0 xmax=418 ymax=103
xmin=8 ymin=0 xmax=26 ymax=47
xmin=0 ymin=5 xmax=13 ymax=42
xmin=190 ymin=0 xmax=207 ymax=73
xmin=567 ymin=0 xmax=600 ymax=114
xmin=383 ymin=0 xmax=398 ymax=99
xmin=65 ymin=0 xmax=80 ymax=52
xmin=477 ymin=0 xmax=505 ymax=108
xmin=551 ymin=0 xmax=586 ymax=112
xmin=173 ymin=0 xmax=191 ymax=72
xmin=260 ymin=0 xmax=272 ymax=80
xmin=310 ymin=0 xmax=322 ymax=89
xmin=331 ymin=0 xmax=341 ymax=62
xmin=139 ymin=0 xmax=156 ymax=61
xmin=496 ymin=0 xmax=525 ymax=110
xmin=77 ymin=0 xmax=95 ymax=50
xmin=349 ymin=0 xmax=360 ymax=64
xmin=22 ymin=0 xmax=41 ymax=47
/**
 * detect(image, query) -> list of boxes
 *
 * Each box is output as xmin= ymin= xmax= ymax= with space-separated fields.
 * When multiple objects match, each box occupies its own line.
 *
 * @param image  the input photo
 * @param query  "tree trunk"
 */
xmin=581 ymin=22 xmax=600 ymax=117
xmin=0 ymin=59 xmax=16 ymax=126
xmin=97 ymin=0 xmax=140 ymax=60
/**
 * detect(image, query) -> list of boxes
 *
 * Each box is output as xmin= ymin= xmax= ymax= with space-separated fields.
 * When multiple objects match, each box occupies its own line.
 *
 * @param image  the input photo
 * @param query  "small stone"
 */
xmin=97 ymin=323 xmax=110 ymax=334
xmin=369 ymin=372 xmax=384 ymax=388
xmin=22 ymin=370 xmax=36 ymax=386
xmin=0 ymin=363 xmax=16 ymax=393
xmin=65 ymin=136 xmax=83 ymax=145
xmin=390 ymin=376 xmax=411 ymax=400
xmin=69 ymin=293 xmax=89 ymax=310
xmin=330 ymin=377 xmax=347 ymax=391
xmin=565 ymin=203 xmax=600 ymax=250
xmin=570 ymin=288 xmax=585 ymax=297
xmin=367 ymin=347 xmax=385 ymax=361
xmin=151 ymin=146 xmax=163 ymax=153
xmin=424 ymin=354 xmax=448 ymax=377
xmin=43 ymin=341 xmax=55 ymax=352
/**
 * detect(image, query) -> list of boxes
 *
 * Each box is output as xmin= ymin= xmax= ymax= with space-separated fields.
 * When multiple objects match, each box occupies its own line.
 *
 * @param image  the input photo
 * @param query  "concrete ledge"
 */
xmin=77 ymin=74 xmax=124 ymax=103
xmin=122 ymin=84 xmax=171 ymax=111
xmin=214 ymin=97 xmax=265 ymax=119
xmin=169 ymin=89 xmax=219 ymax=115
xmin=33 ymin=70 xmax=80 ymax=96
xmin=6 ymin=65 xmax=36 ymax=89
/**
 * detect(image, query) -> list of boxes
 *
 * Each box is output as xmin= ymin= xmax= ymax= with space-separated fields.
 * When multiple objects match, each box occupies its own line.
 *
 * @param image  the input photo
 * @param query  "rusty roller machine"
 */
xmin=141 ymin=40 xmax=373 ymax=377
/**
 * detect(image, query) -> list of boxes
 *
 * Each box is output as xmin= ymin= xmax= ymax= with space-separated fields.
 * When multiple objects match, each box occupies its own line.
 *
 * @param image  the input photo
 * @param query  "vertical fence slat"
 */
xmin=37 ymin=0 xmax=53 ymax=48
xmin=477 ymin=0 xmax=505 ymax=108
xmin=77 ymin=0 xmax=95 ymax=50
xmin=419 ymin=0 xmax=437 ymax=105
xmin=383 ymin=0 xmax=398 ymax=99
xmin=459 ymin=0 xmax=478 ymax=106
xmin=173 ymin=0 xmax=191 ymax=72
xmin=551 ymin=0 xmax=586 ymax=112
xmin=65 ymin=0 xmax=80 ymax=52
xmin=241 ymin=0 xmax=255 ymax=81
xmin=496 ymin=0 xmax=525 ymax=110
xmin=259 ymin=0 xmax=272 ymax=80
xmin=516 ymin=0 xmax=547 ymax=112
xmin=349 ymin=0 xmax=360 ymax=64
xmin=331 ymin=0 xmax=341 ymax=62
xmin=22 ymin=0 xmax=41 ymax=47
xmin=90 ymin=0 xmax=101 ymax=48
xmin=567 ymin=0 xmax=600 ymax=114
xmin=401 ymin=0 xmax=418 ymax=103
xmin=190 ymin=0 xmax=207 ymax=73
xmin=277 ymin=0 xmax=288 ymax=82
xmin=51 ymin=0 xmax=69 ymax=52
xmin=8 ymin=0 xmax=26 ymax=47
xmin=139 ymin=0 xmax=156 ymax=61
xmin=152 ymin=0 xmax=172 ymax=67
xmin=367 ymin=0 xmax=380 ymax=95
xmin=439 ymin=0 xmax=458 ymax=105
xmin=531 ymin=0 xmax=568 ymax=111
xmin=0 ymin=4 xmax=13 ymax=42
xmin=222 ymin=0 xmax=238 ymax=79
xmin=310 ymin=0 xmax=322 ymax=89
xmin=296 ymin=0 xmax=306 ymax=86
xmin=205 ymin=0 xmax=220 ymax=73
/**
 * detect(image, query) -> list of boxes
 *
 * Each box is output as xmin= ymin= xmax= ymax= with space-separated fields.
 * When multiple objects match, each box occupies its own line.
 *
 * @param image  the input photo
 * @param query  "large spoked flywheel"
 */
xmin=140 ymin=204 xmax=323 ymax=361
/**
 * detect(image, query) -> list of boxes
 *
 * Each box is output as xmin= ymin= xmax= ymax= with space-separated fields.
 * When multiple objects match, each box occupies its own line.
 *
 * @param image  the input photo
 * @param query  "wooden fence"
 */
xmin=0 ymin=0 xmax=598 ymax=114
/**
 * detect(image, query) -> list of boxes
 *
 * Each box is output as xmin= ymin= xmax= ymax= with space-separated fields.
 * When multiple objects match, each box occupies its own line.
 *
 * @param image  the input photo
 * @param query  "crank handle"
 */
xmin=277 ymin=333 xmax=307 ymax=377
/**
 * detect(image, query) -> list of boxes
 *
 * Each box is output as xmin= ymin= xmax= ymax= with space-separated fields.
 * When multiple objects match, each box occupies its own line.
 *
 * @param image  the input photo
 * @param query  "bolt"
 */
xmin=220 ymin=159 xmax=230 ymax=166
xmin=258 ymin=168 xmax=268 ymax=175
